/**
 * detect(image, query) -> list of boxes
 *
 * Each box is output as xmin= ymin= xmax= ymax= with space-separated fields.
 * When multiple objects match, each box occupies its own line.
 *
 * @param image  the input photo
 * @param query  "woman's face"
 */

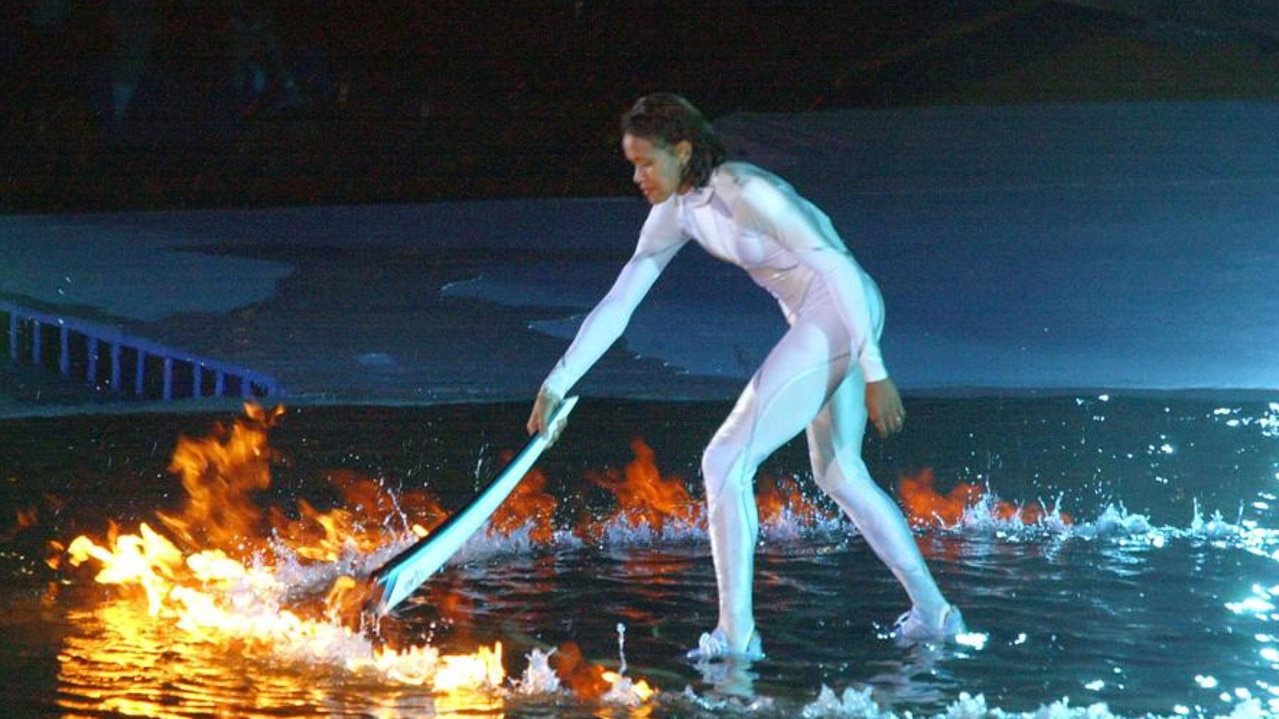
xmin=622 ymin=133 xmax=691 ymax=204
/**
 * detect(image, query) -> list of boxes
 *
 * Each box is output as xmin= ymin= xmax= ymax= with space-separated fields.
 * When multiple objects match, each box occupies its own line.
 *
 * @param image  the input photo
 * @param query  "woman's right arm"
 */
xmin=529 ymin=202 xmax=686 ymax=437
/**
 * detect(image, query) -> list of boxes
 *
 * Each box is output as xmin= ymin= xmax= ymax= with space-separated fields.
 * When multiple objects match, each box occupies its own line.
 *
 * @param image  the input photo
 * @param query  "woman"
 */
xmin=527 ymin=94 xmax=964 ymax=659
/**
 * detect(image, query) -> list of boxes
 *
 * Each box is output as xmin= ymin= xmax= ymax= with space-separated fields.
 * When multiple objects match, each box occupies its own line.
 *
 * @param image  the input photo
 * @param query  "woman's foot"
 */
xmin=892 ymin=603 xmax=966 ymax=645
xmin=685 ymin=627 xmax=765 ymax=661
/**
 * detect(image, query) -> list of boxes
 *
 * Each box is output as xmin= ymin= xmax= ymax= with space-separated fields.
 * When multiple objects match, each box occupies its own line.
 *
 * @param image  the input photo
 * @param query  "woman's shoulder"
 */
xmin=713 ymin=162 xmax=799 ymax=203
xmin=715 ymin=161 xmax=770 ymax=184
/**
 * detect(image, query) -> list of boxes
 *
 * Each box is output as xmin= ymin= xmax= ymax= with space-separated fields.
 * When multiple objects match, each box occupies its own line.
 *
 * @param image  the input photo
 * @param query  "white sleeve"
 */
xmin=733 ymin=176 xmax=889 ymax=382
xmin=541 ymin=200 xmax=688 ymax=397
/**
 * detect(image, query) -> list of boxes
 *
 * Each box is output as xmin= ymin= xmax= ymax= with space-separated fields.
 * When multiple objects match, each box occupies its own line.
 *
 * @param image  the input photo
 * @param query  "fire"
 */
xmin=756 ymin=473 xmax=836 ymax=527
xmin=433 ymin=641 xmax=505 ymax=691
xmin=898 ymin=467 xmax=1072 ymax=527
xmin=489 ymin=462 xmax=558 ymax=544
xmin=66 ymin=521 xmax=185 ymax=615
xmin=582 ymin=437 xmax=703 ymax=539
xmin=550 ymin=641 xmax=655 ymax=705
xmin=45 ymin=398 xmax=1098 ymax=713
xmin=57 ymin=404 xmax=514 ymax=699
xmin=156 ymin=403 xmax=284 ymax=552
xmin=270 ymin=470 xmax=450 ymax=563
xmin=54 ymin=402 xmax=661 ymax=710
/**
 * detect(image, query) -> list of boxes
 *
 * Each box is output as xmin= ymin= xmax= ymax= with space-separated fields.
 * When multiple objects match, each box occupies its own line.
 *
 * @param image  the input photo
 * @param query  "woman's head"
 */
xmin=621 ymin=94 xmax=726 ymax=203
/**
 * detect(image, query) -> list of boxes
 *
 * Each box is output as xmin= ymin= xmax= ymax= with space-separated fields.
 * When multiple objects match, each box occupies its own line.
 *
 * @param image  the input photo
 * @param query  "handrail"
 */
xmin=1 ymin=299 xmax=281 ymax=402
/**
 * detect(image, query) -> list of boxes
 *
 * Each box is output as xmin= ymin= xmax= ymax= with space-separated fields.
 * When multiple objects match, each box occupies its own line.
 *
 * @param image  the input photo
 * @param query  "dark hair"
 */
xmin=621 ymin=93 xmax=727 ymax=189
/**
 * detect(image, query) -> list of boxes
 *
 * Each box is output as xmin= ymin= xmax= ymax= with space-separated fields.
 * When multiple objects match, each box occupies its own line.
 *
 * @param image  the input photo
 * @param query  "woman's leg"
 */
xmin=806 ymin=374 xmax=949 ymax=620
xmin=699 ymin=318 xmax=846 ymax=654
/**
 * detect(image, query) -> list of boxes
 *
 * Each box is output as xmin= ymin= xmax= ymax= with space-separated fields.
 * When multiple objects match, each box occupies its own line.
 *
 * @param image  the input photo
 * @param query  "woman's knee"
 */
xmin=812 ymin=455 xmax=875 ymax=499
xmin=701 ymin=438 xmax=754 ymax=508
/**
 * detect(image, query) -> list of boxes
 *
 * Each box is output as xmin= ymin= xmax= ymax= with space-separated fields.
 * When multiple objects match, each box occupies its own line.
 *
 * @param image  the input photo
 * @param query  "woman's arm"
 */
xmin=529 ymin=202 xmax=687 ymax=437
xmin=540 ymin=239 xmax=682 ymax=398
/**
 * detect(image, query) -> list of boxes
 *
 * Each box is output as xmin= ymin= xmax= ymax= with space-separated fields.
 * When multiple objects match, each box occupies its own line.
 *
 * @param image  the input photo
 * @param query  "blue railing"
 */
xmin=1 ymin=300 xmax=281 ymax=402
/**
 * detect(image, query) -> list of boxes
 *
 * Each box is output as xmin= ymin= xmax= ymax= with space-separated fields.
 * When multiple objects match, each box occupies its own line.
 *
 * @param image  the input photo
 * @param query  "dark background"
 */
xmin=5 ymin=0 xmax=1278 ymax=213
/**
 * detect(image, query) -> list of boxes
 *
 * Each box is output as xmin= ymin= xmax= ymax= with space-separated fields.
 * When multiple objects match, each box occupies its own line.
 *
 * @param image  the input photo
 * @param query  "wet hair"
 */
xmin=621 ymin=93 xmax=727 ymax=189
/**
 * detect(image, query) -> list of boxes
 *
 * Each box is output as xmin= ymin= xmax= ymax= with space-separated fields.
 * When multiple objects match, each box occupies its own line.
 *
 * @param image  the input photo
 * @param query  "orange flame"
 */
xmin=898 ymin=467 xmax=1072 ymax=527
xmin=2 ymin=505 xmax=40 ymax=542
xmin=432 ymin=641 xmax=505 ymax=692
xmin=269 ymin=470 xmax=450 ymax=563
xmin=55 ymin=403 xmax=528 ymax=700
xmin=66 ymin=520 xmax=186 ymax=615
xmin=756 ymin=474 xmax=836 ymax=527
xmin=156 ymin=403 xmax=285 ymax=553
xmin=52 ymin=405 xmax=728 ymax=710
xmin=489 ymin=461 xmax=558 ymax=544
xmin=548 ymin=641 xmax=656 ymax=706
xmin=582 ymin=438 xmax=702 ymax=539
xmin=553 ymin=641 xmax=613 ymax=699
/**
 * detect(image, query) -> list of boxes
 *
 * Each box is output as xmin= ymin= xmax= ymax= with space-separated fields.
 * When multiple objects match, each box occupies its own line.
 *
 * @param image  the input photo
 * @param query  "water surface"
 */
xmin=1 ymin=395 xmax=1275 ymax=717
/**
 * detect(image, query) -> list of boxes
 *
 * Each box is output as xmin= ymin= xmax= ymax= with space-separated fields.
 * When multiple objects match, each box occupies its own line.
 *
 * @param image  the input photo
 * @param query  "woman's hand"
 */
xmin=866 ymin=378 xmax=905 ymax=438
xmin=526 ymin=389 xmax=565 ymax=444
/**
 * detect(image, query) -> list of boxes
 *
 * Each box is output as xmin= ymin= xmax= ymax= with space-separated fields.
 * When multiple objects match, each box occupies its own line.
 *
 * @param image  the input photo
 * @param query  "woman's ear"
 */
xmin=676 ymin=140 xmax=693 ymax=166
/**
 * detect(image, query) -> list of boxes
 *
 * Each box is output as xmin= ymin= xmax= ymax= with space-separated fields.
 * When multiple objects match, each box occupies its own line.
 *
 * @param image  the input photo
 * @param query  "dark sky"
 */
xmin=3 ymin=1 xmax=1274 ymax=213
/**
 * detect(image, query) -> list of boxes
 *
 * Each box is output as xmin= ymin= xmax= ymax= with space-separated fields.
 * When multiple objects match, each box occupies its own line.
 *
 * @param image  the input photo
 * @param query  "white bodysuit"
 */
xmin=541 ymin=162 xmax=945 ymax=653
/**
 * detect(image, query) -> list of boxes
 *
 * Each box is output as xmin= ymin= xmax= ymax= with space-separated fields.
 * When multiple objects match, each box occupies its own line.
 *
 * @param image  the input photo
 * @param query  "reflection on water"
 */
xmin=1 ymin=396 xmax=1277 ymax=717
xmin=59 ymin=600 xmax=334 ymax=718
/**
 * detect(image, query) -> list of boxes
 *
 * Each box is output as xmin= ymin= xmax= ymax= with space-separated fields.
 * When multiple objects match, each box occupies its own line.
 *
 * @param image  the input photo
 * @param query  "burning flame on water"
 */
xmin=757 ymin=473 xmax=838 ymax=529
xmin=898 ymin=467 xmax=1072 ymax=528
xmin=580 ymin=437 xmax=703 ymax=541
xmin=53 ymin=403 xmax=653 ymax=710
xmin=488 ymin=459 xmax=558 ymax=544
xmin=48 ymin=403 xmax=1063 ymax=713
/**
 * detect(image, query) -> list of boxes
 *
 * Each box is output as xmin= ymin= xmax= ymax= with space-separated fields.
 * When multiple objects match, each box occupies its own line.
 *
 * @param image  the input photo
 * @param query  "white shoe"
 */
xmin=892 ymin=604 xmax=966 ymax=645
xmin=685 ymin=627 xmax=764 ymax=661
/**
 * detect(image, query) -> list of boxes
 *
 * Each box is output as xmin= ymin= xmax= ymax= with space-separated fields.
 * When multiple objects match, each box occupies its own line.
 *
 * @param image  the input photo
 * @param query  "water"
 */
xmin=2 ymin=394 xmax=1276 ymax=718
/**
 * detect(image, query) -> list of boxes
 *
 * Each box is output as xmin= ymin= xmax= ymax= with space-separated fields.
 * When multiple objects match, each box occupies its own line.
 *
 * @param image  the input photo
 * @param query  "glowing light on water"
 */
xmin=1226 ymin=586 xmax=1276 ymax=617
xmin=1196 ymin=675 xmax=1220 ymax=689
xmin=1215 ymin=402 xmax=1279 ymax=438
xmin=802 ymin=688 xmax=1137 ymax=719
xmin=955 ymin=631 xmax=988 ymax=650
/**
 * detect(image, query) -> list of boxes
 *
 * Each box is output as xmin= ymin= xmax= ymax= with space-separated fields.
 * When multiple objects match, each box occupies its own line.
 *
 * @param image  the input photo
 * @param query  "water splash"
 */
xmin=797 ymin=687 xmax=1268 ymax=719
